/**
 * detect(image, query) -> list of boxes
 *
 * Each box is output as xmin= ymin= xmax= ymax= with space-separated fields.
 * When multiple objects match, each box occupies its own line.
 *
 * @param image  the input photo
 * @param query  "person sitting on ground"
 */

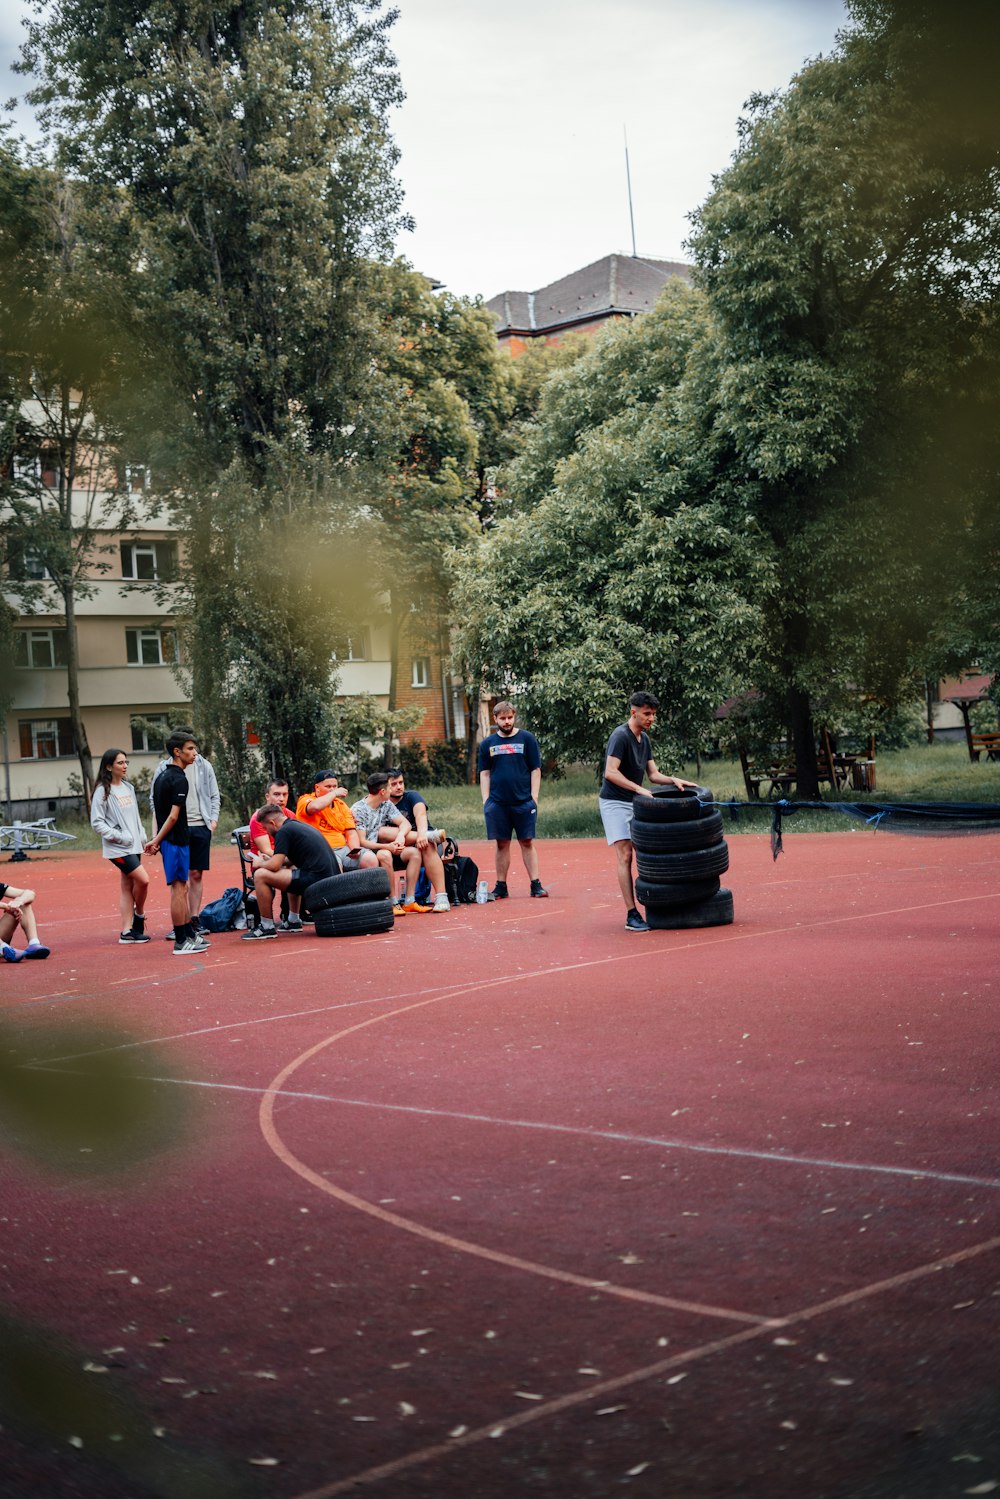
xmin=295 ymin=770 xmax=377 ymax=872
xmin=386 ymin=767 xmax=450 ymax=913
xmin=242 ymin=806 xmax=338 ymax=941
xmin=0 ymin=881 xmax=51 ymax=961
xmin=249 ymin=778 xmax=302 ymax=931
xmin=351 ymin=772 xmax=431 ymax=913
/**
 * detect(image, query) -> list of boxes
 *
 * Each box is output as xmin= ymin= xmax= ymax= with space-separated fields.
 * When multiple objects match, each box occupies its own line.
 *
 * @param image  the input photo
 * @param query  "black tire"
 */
xmin=635 ymin=840 xmax=730 ymax=882
xmin=646 ymin=888 xmax=734 ymax=929
xmin=631 ymin=788 xmax=703 ymax=823
xmin=313 ymin=898 xmax=395 ymax=937
xmin=635 ymin=874 xmax=721 ymax=909
xmin=304 ymin=868 xmax=391 ymax=913
xmin=630 ymin=809 xmax=724 ymax=853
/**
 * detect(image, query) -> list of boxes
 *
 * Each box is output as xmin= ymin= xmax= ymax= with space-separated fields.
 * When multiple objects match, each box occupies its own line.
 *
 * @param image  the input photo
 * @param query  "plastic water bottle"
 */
xmin=476 ymin=879 xmax=489 ymax=905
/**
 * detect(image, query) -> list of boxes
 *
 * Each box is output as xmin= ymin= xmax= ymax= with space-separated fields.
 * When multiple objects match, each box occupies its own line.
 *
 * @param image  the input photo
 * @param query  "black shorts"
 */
xmin=0 ymin=883 xmax=7 ymax=900
xmin=111 ymin=853 xmax=142 ymax=875
xmin=188 ymin=825 xmax=212 ymax=872
xmin=288 ymin=870 xmax=312 ymax=897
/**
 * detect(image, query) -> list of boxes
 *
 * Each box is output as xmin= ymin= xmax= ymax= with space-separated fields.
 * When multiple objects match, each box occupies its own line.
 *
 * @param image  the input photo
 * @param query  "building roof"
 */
xmin=486 ymin=253 xmax=692 ymax=336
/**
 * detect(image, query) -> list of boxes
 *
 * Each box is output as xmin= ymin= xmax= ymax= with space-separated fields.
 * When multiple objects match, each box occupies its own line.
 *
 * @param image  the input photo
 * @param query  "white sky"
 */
xmin=1 ymin=0 xmax=847 ymax=301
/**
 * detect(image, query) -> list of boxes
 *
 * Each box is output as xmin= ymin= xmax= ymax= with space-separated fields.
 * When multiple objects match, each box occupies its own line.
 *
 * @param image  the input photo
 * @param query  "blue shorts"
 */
xmin=484 ymin=798 xmax=537 ymax=842
xmin=162 ymin=842 xmax=190 ymax=885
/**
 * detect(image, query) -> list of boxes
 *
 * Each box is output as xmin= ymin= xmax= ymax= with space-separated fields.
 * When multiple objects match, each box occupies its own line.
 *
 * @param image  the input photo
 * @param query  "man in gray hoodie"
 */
xmin=150 ymin=725 xmax=221 ymax=934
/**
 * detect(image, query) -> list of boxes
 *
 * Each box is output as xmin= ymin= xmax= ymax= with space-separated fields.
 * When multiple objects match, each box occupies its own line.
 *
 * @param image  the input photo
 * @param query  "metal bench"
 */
xmin=1 ymin=818 xmax=78 ymax=862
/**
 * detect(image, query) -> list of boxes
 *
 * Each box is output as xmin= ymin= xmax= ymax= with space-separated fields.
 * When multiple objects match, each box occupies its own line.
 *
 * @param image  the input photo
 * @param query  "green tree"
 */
xmin=453 ymin=283 xmax=771 ymax=769
xmin=687 ymin=0 xmax=1000 ymax=791
xmin=358 ymin=262 xmax=513 ymax=722
xmin=0 ymin=150 xmax=136 ymax=805
xmin=17 ymin=1 xmax=412 ymax=796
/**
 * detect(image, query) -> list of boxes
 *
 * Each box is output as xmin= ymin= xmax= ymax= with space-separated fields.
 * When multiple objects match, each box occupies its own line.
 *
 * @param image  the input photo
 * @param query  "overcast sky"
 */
xmin=1 ymin=0 xmax=848 ymax=301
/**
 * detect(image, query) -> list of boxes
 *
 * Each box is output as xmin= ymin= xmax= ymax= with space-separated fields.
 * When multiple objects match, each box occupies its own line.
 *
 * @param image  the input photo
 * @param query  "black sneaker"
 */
xmin=119 ymin=929 xmax=151 ymax=944
xmin=530 ymin=880 xmax=549 ymax=898
xmin=491 ymin=881 xmax=508 ymax=900
xmin=625 ymin=909 xmax=650 ymax=932
xmin=241 ymin=924 xmax=277 ymax=940
xmin=277 ymin=918 xmax=304 ymax=933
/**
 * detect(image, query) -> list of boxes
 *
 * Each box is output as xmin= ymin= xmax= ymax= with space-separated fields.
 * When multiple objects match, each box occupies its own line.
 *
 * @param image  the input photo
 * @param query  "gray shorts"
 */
xmin=333 ymin=846 xmax=360 ymax=872
xmin=598 ymin=797 xmax=634 ymax=845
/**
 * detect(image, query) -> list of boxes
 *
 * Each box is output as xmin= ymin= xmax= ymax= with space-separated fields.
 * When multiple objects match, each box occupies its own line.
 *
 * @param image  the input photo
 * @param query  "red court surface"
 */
xmin=2 ymin=830 xmax=999 ymax=1499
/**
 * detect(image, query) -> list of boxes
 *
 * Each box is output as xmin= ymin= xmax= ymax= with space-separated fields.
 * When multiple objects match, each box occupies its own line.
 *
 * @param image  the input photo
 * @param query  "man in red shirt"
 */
xmin=249 ymin=779 xmax=303 ymax=931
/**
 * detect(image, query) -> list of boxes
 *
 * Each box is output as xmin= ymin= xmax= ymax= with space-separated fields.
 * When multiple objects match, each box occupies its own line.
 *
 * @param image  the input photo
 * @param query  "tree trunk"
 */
xmin=788 ymin=685 xmax=819 ymax=798
xmin=63 ymin=582 xmax=93 ymax=808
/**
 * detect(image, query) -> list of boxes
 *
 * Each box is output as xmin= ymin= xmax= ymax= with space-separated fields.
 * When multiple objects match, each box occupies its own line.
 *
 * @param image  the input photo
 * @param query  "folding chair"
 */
xmin=231 ymin=826 xmax=260 ymax=929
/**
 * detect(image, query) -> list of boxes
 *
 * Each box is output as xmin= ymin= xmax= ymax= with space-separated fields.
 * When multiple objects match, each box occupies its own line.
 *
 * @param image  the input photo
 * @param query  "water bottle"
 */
xmin=476 ymin=879 xmax=489 ymax=905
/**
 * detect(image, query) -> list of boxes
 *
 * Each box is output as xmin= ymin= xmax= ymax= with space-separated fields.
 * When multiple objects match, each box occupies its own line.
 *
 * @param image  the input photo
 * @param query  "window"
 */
xmin=120 ymin=540 xmax=177 ymax=581
xmin=14 ymin=628 xmax=69 ymax=670
xmin=346 ymin=630 xmax=370 ymax=661
xmin=4 ymin=540 xmax=49 ymax=581
xmin=411 ymin=656 xmax=430 ymax=688
xmin=126 ymin=627 xmax=178 ymax=666
xmin=125 ymin=464 xmax=150 ymax=493
xmin=39 ymin=447 xmax=63 ymax=489
xmin=130 ymin=713 xmax=172 ymax=753
xmin=13 ymin=454 xmax=40 ymax=482
xmin=19 ymin=718 xmax=75 ymax=759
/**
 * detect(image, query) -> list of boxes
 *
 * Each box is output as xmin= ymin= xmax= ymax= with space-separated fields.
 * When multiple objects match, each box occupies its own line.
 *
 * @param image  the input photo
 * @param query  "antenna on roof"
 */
xmin=624 ymin=125 xmax=637 ymax=258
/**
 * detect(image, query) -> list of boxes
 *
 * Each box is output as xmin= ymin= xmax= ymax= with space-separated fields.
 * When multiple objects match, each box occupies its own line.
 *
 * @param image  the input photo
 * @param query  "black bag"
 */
xmin=444 ymin=854 xmax=479 ymax=906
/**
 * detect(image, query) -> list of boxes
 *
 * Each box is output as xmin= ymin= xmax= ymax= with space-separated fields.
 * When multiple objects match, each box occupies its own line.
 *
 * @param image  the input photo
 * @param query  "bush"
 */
xmin=394 ymin=741 xmax=429 ymax=783
xmin=424 ymin=739 xmax=468 ymax=786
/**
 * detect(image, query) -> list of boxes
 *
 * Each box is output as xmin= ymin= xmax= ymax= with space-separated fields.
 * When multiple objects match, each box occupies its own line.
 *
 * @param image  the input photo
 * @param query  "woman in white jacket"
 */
xmin=90 ymin=748 xmax=151 ymax=943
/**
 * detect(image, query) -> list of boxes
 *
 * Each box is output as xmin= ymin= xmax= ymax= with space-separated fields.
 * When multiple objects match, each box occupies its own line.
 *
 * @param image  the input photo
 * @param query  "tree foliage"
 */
xmin=0 ymin=150 xmax=138 ymax=802
xmin=686 ymin=0 xmax=1000 ymax=787
xmin=453 ymin=284 xmax=772 ymax=768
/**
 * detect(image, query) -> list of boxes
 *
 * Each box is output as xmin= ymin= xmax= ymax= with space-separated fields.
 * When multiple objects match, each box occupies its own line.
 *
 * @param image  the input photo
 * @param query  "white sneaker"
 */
xmin=432 ymin=893 xmax=451 ymax=912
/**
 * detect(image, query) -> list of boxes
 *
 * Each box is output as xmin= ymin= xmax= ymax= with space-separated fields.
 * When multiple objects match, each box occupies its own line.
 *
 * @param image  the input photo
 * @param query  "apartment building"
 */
xmin=2 ymin=469 xmax=189 ymax=818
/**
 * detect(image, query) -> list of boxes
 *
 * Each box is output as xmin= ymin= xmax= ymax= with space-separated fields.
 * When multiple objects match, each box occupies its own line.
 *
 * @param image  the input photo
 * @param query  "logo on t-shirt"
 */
xmin=490 ymin=742 xmax=524 ymax=756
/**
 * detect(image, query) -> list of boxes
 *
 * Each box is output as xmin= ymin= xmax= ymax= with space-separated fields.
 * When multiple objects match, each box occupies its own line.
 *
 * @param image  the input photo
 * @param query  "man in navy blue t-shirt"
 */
xmin=477 ymin=700 xmax=548 ymax=898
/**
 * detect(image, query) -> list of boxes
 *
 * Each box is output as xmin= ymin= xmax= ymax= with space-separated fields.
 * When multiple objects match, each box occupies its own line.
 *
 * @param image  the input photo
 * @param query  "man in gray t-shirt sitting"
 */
xmin=599 ymin=691 xmax=696 ymax=933
xmin=350 ymin=772 xmax=431 ymax=913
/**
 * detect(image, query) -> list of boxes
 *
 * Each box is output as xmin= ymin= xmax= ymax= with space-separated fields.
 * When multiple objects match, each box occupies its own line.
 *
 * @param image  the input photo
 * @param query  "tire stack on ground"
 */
xmin=302 ymin=867 xmax=395 ymax=937
xmin=632 ymin=786 xmax=734 ymax=929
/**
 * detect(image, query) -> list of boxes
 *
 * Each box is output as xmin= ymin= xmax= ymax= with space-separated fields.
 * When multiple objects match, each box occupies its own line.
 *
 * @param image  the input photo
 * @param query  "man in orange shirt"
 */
xmin=295 ymin=770 xmax=378 ymax=871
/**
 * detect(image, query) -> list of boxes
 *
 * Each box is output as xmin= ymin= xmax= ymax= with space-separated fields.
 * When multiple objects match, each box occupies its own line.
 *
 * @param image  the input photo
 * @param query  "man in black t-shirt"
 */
xmin=242 ymin=806 xmax=337 ymax=940
xmin=145 ymin=731 xmax=209 ymax=955
xmin=599 ymin=692 xmax=696 ymax=932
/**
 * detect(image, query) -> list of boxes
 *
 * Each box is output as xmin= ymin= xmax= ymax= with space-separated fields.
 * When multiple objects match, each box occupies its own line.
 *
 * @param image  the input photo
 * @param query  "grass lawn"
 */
xmin=40 ymin=741 xmax=999 ymax=853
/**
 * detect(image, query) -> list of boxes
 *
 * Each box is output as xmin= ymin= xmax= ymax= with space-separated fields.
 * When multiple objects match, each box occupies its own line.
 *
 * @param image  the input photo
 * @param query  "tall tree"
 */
xmin=452 ymin=283 xmax=771 ymax=768
xmin=687 ymin=0 xmax=1000 ymax=790
xmin=17 ymin=1 xmax=412 ymax=793
xmin=361 ymin=262 xmax=512 ymax=721
xmin=0 ymin=150 xmax=135 ymax=805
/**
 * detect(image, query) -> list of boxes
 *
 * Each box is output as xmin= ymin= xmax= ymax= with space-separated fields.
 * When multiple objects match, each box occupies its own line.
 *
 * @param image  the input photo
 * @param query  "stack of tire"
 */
xmin=632 ymin=786 xmax=734 ymax=929
xmin=301 ymin=867 xmax=395 ymax=938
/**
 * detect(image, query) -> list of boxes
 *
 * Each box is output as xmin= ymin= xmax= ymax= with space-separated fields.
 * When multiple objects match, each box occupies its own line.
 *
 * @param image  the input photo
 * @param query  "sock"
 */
xmin=131 ymin=911 xmax=145 ymax=930
xmin=26 ymin=937 xmax=42 ymax=948
xmin=174 ymin=925 xmax=186 ymax=944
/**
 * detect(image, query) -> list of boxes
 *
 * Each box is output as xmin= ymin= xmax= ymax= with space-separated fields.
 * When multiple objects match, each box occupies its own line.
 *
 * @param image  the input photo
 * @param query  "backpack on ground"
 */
xmin=444 ymin=854 xmax=479 ymax=906
xmin=199 ymin=886 xmax=245 ymax=932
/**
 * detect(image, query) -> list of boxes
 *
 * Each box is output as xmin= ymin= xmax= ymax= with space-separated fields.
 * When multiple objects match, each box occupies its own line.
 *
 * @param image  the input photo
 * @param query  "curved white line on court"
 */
xmin=258 ymin=982 xmax=778 ymax=1328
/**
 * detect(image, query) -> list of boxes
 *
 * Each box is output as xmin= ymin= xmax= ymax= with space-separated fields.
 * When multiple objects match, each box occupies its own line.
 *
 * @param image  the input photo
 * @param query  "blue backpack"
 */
xmin=199 ymin=887 xmax=245 ymax=932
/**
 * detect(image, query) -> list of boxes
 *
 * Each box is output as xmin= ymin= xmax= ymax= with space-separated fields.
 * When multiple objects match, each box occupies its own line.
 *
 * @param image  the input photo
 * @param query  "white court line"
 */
xmin=290 ymin=1232 xmax=1000 ymax=1499
xmin=27 ymin=884 xmax=1000 ymax=1065
xmin=27 ymin=1067 xmax=1000 ymax=1193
